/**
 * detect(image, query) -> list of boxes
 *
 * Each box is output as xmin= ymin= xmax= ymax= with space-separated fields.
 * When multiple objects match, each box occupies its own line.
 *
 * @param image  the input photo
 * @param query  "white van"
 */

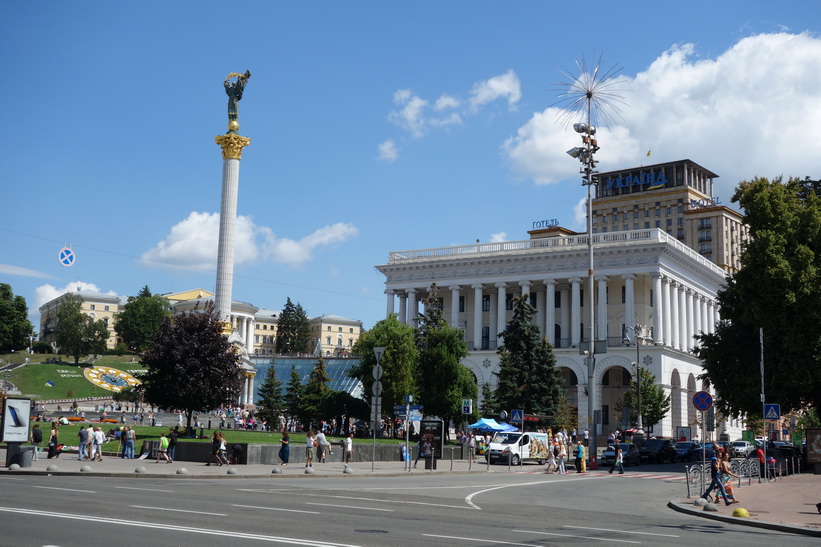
xmin=486 ymin=431 xmax=549 ymax=465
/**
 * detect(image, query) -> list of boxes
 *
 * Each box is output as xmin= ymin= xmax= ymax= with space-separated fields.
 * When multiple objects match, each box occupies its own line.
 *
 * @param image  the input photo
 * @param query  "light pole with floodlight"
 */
xmin=623 ymin=324 xmax=648 ymax=438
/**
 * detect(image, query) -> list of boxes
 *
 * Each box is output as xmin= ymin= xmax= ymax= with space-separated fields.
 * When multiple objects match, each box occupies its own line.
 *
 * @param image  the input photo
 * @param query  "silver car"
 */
xmin=731 ymin=440 xmax=754 ymax=457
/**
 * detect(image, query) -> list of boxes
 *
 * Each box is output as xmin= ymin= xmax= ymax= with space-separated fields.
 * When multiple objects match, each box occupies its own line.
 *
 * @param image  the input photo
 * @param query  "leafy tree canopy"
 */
xmin=695 ymin=176 xmax=821 ymax=417
xmin=114 ymin=286 xmax=171 ymax=353
xmin=283 ymin=364 xmax=305 ymax=421
xmin=350 ymin=314 xmax=418 ymax=416
xmin=415 ymin=285 xmax=477 ymax=430
xmin=139 ymin=305 xmax=242 ymax=431
xmin=301 ymin=355 xmax=331 ymax=427
xmin=55 ymin=293 xmax=110 ymax=364
xmin=0 ymin=283 xmax=33 ymax=352
xmin=616 ymin=368 xmax=671 ymax=434
xmin=256 ymin=366 xmax=285 ymax=427
xmin=494 ymin=295 xmax=564 ymax=429
xmin=275 ymin=297 xmax=311 ymax=354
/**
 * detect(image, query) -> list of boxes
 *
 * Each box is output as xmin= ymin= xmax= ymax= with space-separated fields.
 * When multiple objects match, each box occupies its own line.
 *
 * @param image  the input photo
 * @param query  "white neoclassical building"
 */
xmin=376 ymin=157 xmax=754 ymax=446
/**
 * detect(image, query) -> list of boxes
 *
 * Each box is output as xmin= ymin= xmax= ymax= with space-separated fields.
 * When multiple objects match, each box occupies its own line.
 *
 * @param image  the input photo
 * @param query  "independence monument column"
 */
xmin=214 ymin=71 xmax=255 ymax=406
xmin=214 ymin=70 xmax=251 ymax=329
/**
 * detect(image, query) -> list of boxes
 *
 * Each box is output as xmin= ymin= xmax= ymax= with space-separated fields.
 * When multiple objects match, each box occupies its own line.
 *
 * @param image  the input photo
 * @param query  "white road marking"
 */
xmin=465 ymin=475 xmax=604 ymax=510
xmin=305 ymin=502 xmax=393 ymax=512
xmin=241 ymin=491 xmax=472 ymax=510
xmin=233 ymin=504 xmax=320 ymax=515
xmin=131 ymin=505 xmax=226 ymax=516
xmin=563 ymin=525 xmax=679 ymax=537
xmin=117 ymin=486 xmax=173 ymax=493
xmin=33 ymin=485 xmax=95 ymax=493
xmin=423 ymin=534 xmax=546 ymax=546
xmin=0 ymin=506 xmax=361 ymax=546
xmin=513 ymin=529 xmax=642 ymax=544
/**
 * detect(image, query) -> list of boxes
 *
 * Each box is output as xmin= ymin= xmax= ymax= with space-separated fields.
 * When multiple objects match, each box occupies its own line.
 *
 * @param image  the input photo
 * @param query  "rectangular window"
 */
xmin=104 ymin=305 xmax=109 ymax=312
xmin=338 ymin=326 xmax=342 ymax=332
xmin=644 ymin=222 xmax=650 ymax=229
xmin=580 ymin=290 xmax=584 ymax=306
xmin=650 ymin=289 xmax=654 ymax=307
xmin=633 ymin=223 xmax=639 ymax=230
xmin=633 ymin=211 xmax=639 ymax=219
xmin=554 ymin=290 xmax=561 ymax=308
xmin=666 ymin=219 xmax=673 ymax=226
xmin=90 ymin=304 xmax=96 ymax=311
xmin=655 ymin=220 xmax=661 ymax=228
xmin=621 ymin=286 xmax=626 ymax=304
xmin=666 ymin=207 xmax=672 ymax=215
xmin=644 ymin=210 xmax=650 ymax=218
xmin=326 ymin=336 xmax=331 ymax=345
xmin=530 ymin=292 xmax=537 ymax=308
xmin=349 ymin=327 xmax=354 ymax=333
xmin=436 ymin=297 xmax=444 ymax=310
xmin=623 ymin=213 xmax=628 ymax=221
xmin=655 ymin=209 xmax=661 ymax=217
xmin=482 ymin=295 xmax=490 ymax=312
xmin=459 ymin=295 xmax=465 ymax=313
xmin=505 ymin=294 xmax=513 ymax=311
xmin=327 ymin=326 xmax=331 ymax=331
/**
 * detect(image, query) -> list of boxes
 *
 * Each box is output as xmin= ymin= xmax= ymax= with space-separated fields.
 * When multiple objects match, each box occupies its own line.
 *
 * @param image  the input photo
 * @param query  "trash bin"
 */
xmin=5 ymin=444 xmax=34 ymax=468
xmin=19 ymin=446 xmax=34 ymax=468
xmin=424 ymin=456 xmax=437 ymax=470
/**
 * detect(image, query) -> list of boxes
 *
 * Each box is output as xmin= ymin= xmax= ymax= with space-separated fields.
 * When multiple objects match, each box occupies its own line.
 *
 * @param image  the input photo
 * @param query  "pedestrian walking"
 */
xmin=344 ymin=433 xmax=354 ymax=464
xmin=278 ymin=432 xmax=290 ymax=465
xmin=609 ymin=441 xmax=624 ymax=474
xmin=30 ymin=424 xmax=42 ymax=461
xmin=701 ymin=456 xmax=732 ymax=506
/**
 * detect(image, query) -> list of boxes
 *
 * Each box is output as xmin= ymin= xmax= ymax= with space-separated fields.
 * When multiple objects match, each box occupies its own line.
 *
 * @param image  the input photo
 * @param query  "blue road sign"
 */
xmin=58 ymin=246 xmax=75 ymax=267
xmin=510 ymin=409 xmax=524 ymax=422
xmin=764 ymin=403 xmax=781 ymax=420
xmin=692 ymin=391 xmax=713 ymax=411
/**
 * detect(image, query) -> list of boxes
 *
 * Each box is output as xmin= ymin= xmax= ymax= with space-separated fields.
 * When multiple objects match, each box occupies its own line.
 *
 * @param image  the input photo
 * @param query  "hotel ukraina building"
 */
xmin=376 ymin=159 xmax=748 ymax=442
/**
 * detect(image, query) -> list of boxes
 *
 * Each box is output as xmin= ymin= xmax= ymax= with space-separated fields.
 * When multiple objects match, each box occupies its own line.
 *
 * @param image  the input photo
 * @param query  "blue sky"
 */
xmin=2 ymin=2 xmax=820 ymax=331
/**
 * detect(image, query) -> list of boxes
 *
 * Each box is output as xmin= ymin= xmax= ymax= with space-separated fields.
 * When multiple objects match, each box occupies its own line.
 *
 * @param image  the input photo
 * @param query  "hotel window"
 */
xmin=644 ymin=210 xmax=650 ymax=217
xmin=326 ymin=336 xmax=331 ymax=345
xmin=666 ymin=219 xmax=673 ymax=227
xmin=655 ymin=221 xmax=661 ymax=228
xmin=633 ymin=211 xmax=639 ymax=219
xmin=655 ymin=209 xmax=661 ymax=217
xmin=677 ymin=217 xmax=684 ymax=226
xmin=633 ymin=223 xmax=639 ymax=230
xmin=482 ymin=295 xmax=490 ymax=312
xmin=623 ymin=224 xmax=628 ymax=231
xmin=602 ymin=215 xmax=607 ymax=224
xmin=623 ymin=213 xmax=628 ymax=221
xmin=644 ymin=222 xmax=650 ymax=229
xmin=666 ymin=207 xmax=672 ymax=215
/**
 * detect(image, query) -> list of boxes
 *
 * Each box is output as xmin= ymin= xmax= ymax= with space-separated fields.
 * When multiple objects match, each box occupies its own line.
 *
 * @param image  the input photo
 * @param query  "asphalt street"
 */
xmin=2 ymin=461 xmax=818 ymax=546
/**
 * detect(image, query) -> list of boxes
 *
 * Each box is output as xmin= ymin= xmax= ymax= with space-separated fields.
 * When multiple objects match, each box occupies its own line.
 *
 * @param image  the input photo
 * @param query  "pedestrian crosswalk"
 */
xmin=519 ymin=469 xmax=688 ymax=482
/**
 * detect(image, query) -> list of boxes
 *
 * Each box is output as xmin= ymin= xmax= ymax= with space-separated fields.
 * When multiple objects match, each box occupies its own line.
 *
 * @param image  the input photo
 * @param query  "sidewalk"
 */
xmin=0 ymin=447 xmax=484 ymax=480
xmin=670 ymin=472 xmax=821 ymax=536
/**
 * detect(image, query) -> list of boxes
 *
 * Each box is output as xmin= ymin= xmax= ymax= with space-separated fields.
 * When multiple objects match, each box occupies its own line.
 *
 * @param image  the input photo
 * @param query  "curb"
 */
xmin=0 ymin=468 xmax=482 ymax=480
xmin=667 ymin=499 xmax=821 ymax=537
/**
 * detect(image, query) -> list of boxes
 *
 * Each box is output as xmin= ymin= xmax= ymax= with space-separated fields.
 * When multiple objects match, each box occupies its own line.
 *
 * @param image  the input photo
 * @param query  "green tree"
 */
xmin=415 ymin=285 xmax=477 ymax=433
xmin=350 ymin=314 xmax=418 ymax=417
xmin=493 ymin=295 xmax=564 ymax=429
xmin=321 ymin=391 xmax=370 ymax=431
xmin=139 ymin=304 xmax=242 ymax=434
xmin=695 ymin=176 xmax=821 ymax=416
xmin=256 ymin=366 xmax=285 ymax=428
xmin=275 ymin=298 xmax=311 ymax=354
xmin=0 ymin=283 xmax=33 ymax=353
xmin=616 ymin=368 xmax=672 ymax=434
xmin=283 ymin=364 xmax=305 ymax=421
xmin=55 ymin=293 xmax=110 ymax=364
xmin=301 ymin=355 xmax=331 ymax=427
xmin=479 ymin=382 xmax=494 ymax=415
xmin=114 ymin=286 xmax=171 ymax=353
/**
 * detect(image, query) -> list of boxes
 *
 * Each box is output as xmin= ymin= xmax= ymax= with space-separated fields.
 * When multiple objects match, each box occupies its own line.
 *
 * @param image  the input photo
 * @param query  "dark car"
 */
xmin=600 ymin=443 xmax=640 ymax=467
xmin=639 ymin=438 xmax=677 ymax=463
xmin=674 ymin=441 xmax=700 ymax=462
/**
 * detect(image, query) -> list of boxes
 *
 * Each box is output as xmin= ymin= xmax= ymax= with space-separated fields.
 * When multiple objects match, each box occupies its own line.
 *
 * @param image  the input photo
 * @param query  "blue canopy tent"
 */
xmin=468 ymin=418 xmax=504 ymax=431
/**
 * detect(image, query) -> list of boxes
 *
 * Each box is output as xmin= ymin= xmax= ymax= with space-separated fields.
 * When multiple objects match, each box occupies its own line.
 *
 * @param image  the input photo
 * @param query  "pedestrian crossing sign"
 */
xmin=764 ymin=403 xmax=780 ymax=420
xmin=510 ymin=409 xmax=524 ymax=423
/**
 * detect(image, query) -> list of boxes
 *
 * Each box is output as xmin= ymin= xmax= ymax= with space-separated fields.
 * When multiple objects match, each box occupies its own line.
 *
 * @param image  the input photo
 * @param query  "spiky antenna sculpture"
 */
xmin=552 ymin=53 xmax=627 ymax=130
xmin=552 ymin=52 xmax=627 ymax=472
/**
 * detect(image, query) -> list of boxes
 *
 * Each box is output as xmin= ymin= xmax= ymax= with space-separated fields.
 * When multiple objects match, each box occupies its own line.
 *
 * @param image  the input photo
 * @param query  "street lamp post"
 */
xmin=568 ymin=119 xmax=600 ymax=467
xmin=624 ymin=324 xmax=647 ymax=438
xmin=371 ymin=346 xmax=385 ymax=472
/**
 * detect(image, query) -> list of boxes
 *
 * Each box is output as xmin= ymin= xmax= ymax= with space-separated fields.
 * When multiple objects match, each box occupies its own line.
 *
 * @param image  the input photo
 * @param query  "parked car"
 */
xmin=731 ymin=440 xmax=755 ymax=458
xmin=639 ymin=438 xmax=677 ymax=463
xmin=674 ymin=441 xmax=700 ymax=461
xmin=600 ymin=443 xmax=640 ymax=467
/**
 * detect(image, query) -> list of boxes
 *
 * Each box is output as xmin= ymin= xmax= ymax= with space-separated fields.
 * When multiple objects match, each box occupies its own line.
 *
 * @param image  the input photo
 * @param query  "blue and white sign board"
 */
xmin=764 ymin=404 xmax=781 ymax=421
xmin=58 ymin=246 xmax=75 ymax=267
xmin=692 ymin=391 xmax=713 ymax=411
xmin=510 ymin=409 xmax=524 ymax=423
xmin=461 ymin=399 xmax=472 ymax=415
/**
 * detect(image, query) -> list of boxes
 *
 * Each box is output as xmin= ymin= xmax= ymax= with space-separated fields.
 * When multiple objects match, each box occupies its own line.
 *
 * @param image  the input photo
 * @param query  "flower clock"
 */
xmin=83 ymin=366 xmax=141 ymax=392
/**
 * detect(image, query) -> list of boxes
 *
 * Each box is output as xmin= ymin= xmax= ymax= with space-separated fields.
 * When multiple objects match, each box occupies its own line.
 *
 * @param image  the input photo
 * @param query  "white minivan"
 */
xmin=486 ymin=431 xmax=550 ymax=465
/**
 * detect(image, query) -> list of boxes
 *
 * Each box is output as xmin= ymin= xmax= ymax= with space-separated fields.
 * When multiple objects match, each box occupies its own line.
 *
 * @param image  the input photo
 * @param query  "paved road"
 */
xmin=2 ymin=458 xmax=819 ymax=546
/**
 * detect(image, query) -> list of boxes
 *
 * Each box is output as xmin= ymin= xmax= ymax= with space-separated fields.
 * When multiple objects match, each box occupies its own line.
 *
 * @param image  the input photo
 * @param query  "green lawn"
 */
xmin=2 ymin=354 xmax=145 ymax=400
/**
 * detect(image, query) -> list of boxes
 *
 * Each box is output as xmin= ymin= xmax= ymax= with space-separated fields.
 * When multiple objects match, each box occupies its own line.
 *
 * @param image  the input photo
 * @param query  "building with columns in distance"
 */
xmin=376 ymin=159 xmax=748 ymax=444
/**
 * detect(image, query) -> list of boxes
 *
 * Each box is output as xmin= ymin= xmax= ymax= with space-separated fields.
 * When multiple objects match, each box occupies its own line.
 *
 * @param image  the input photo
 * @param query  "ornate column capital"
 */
xmin=494 ymin=282 xmax=507 ymax=289
xmin=215 ymin=132 xmax=251 ymax=160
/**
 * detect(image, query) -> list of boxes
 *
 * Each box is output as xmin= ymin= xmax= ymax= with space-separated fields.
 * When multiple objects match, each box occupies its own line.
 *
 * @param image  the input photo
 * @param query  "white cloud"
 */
xmin=489 ymin=232 xmax=508 ymax=243
xmin=0 ymin=264 xmax=56 ymax=279
xmin=141 ymin=212 xmax=359 ymax=270
xmin=34 ymin=281 xmax=117 ymax=312
xmin=377 ymin=139 xmax=399 ymax=162
xmin=503 ymin=32 xmax=821 ymax=204
xmin=385 ymin=70 xmax=520 ymax=141
xmin=469 ymin=69 xmax=521 ymax=111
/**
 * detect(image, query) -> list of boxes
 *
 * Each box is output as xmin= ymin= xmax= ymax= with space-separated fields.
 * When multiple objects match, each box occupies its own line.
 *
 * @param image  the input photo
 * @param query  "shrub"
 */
xmin=33 ymin=342 xmax=53 ymax=354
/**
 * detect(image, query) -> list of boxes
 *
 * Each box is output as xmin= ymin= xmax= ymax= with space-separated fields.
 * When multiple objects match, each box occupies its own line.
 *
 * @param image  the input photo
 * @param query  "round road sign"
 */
xmin=693 ymin=391 xmax=713 ymax=411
